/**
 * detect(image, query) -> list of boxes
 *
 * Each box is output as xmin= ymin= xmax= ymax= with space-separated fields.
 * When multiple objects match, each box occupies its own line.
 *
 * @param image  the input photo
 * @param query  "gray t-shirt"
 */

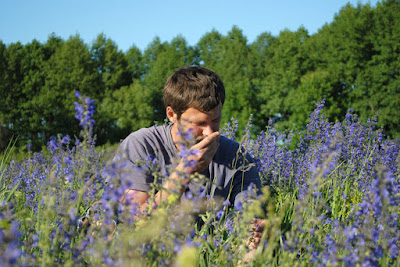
xmin=111 ymin=124 xmax=261 ymax=207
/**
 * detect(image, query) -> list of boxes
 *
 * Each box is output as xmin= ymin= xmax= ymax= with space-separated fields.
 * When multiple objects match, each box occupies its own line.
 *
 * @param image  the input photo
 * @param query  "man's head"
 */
xmin=163 ymin=66 xmax=225 ymax=119
xmin=164 ymin=66 xmax=225 ymax=140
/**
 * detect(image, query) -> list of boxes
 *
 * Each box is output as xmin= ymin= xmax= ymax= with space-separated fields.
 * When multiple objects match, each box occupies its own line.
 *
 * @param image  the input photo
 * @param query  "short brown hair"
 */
xmin=163 ymin=66 xmax=225 ymax=117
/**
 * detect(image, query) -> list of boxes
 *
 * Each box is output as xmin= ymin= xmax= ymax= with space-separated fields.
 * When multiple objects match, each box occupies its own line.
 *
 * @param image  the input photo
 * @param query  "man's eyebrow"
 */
xmin=192 ymin=120 xmax=206 ymax=124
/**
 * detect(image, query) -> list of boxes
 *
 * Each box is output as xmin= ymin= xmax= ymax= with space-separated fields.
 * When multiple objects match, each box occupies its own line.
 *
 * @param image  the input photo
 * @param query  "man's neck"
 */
xmin=170 ymin=123 xmax=181 ymax=151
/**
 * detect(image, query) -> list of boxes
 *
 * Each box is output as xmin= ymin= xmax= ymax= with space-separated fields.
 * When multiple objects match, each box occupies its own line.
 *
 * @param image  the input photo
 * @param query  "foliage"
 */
xmin=199 ymin=26 xmax=256 ymax=133
xmin=1 ymin=1 xmax=400 ymax=151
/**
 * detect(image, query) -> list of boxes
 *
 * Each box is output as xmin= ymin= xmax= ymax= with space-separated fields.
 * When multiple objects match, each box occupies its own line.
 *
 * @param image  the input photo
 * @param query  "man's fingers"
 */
xmin=183 ymin=132 xmax=220 ymax=173
xmin=247 ymin=236 xmax=261 ymax=249
xmin=253 ymin=231 xmax=262 ymax=238
xmin=250 ymin=218 xmax=266 ymax=232
xmin=194 ymin=132 xmax=219 ymax=149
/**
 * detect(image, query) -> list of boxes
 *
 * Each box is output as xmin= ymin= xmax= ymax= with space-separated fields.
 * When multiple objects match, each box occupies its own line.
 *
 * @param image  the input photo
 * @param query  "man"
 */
xmin=113 ymin=66 xmax=264 ymax=255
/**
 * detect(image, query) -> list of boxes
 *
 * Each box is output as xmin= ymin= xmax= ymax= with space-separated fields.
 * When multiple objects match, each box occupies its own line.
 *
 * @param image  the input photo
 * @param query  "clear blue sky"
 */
xmin=0 ymin=0 xmax=380 ymax=52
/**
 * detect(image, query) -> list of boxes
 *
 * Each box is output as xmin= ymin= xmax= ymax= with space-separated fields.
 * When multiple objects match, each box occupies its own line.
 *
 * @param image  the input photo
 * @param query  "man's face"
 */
xmin=171 ymin=104 xmax=222 ymax=141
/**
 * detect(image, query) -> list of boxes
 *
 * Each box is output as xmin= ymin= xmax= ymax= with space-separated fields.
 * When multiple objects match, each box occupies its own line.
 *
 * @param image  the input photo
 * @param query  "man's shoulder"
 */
xmin=119 ymin=124 xmax=175 ymax=158
xmin=215 ymin=136 xmax=243 ymax=163
xmin=216 ymin=135 xmax=256 ymax=164
xmin=124 ymin=124 xmax=169 ymax=144
xmin=218 ymin=135 xmax=240 ymax=152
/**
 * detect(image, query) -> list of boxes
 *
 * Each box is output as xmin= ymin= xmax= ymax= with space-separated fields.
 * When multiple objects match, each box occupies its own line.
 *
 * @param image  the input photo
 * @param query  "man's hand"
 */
xmin=240 ymin=218 xmax=266 ymax=264
xmin=177 ymin=131 xmax=220 ymax=174
xmin=247 ymin=218 xmax=266 ymax=249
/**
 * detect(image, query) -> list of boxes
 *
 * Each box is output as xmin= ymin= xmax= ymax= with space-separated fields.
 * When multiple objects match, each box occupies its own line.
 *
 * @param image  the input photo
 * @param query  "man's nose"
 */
xmin=202 ymin=124 xmax=213 ymax=136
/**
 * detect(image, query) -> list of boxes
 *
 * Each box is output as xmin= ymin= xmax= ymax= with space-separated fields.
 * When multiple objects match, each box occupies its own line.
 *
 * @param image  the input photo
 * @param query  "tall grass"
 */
xmin=0 ymin=96 xmax=399 ymax=266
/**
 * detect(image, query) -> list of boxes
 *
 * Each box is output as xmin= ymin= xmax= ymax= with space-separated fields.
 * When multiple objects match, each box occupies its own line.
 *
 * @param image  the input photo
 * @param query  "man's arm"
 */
xmin=121 ymin=168 xmax=187 ymax=219
xmin=122 ymin=132 xmax=220 ymax=219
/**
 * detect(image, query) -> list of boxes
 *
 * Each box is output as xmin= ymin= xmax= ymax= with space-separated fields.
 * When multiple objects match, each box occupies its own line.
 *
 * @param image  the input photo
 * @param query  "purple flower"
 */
xmin=234 ymin=201 xmax=243 ymax=211
xmin=74 ymin=91 xmax=96 ymax=129
xmin=223 ymin=200 xmax=230 ymax=208
xmin=216 ymin=209 xmax=224 ymax=219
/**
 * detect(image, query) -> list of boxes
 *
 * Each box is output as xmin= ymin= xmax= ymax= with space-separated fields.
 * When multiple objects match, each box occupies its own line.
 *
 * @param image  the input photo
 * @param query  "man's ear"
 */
xmin=166 ymin=106 xmax=177 ymax=123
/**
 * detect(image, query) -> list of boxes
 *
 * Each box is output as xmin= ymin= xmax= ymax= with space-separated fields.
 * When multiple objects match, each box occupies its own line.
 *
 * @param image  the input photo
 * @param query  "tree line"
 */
xmin=0 ymin=0 xmax=399 ymax=151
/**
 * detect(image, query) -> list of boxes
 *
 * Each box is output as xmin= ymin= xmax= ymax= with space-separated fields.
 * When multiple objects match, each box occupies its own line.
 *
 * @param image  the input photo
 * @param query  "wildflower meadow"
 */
xmin=0 ymin=93 xmax=399 ymax=266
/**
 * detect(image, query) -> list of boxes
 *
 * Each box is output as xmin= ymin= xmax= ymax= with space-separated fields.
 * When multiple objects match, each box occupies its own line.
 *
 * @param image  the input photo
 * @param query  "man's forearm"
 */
xmin=151 ymin=173 xmax=187 ymax=206
xmin=134 ymin=165 xmax=190 ymax=219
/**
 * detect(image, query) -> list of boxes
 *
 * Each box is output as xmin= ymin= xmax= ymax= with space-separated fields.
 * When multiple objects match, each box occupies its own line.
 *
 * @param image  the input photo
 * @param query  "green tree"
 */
xmin=0 ymin=41 xmax=12 ymax=150
xmin=126 ymin=44 xmax=144 ymax=80
xmin=90 ymin=33 xmax=133 ymax=144
xmin=35 ymin=34 xmax=98 ymax=143
xmin=297 ymin=1 xmax=399 ymax=138
xmin=210 ymin=26 xmax=256 ymax=131
xmin=351 ymin=0 xmax=400 ymax=138
xmin=196 ymin=29 xmax=222 ymax=67
xmin=99 ymin=81 xmax=153 ymax=142
xmin=257 ymin=27 xmax=310 ymax=130
xmin=290 ymin=70 xmax=343 ymax=127
xmin=0 ymin=42 xmax=25 ymax=142
xmin=311 ymin=2 xmax=375 ymax=125
xmin=90 ymin=33 xmax=132 ymax=96
xmin=142 ymin=35 xmax=196 ymax=124
xmin=19 ymin=40 xmax=51 ymax=147
xmin=196 ymin=26 xmax=258 ymax=133
xmin=0 ymin=40 xmax=53 ymax=149
xmin=248 ymin=32 xmax=276 ymax=129
xmin=249 ymin=32 xmax=275 ymax=81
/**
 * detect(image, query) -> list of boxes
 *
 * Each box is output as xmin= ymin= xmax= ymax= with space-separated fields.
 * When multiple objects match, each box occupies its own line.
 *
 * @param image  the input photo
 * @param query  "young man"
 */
xmin=112 ymin=66 xmax=264 ymax=256
xmin=116 ymin=66 xmax=261 ymax=210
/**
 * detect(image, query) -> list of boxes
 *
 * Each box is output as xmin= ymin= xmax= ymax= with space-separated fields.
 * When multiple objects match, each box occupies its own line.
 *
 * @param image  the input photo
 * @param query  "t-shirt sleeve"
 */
xmin=108 ymin=133 xmax=156 ymax=192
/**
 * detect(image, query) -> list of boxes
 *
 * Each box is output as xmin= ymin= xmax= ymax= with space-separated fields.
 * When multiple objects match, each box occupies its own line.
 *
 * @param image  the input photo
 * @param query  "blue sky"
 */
xmin=0 ymin=0 xmax=380 ymax=52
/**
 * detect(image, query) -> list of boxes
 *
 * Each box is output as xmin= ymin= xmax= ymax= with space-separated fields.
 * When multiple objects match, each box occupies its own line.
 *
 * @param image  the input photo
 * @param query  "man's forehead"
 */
xmin=181 ymin=105 xmax=222 ymax=118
